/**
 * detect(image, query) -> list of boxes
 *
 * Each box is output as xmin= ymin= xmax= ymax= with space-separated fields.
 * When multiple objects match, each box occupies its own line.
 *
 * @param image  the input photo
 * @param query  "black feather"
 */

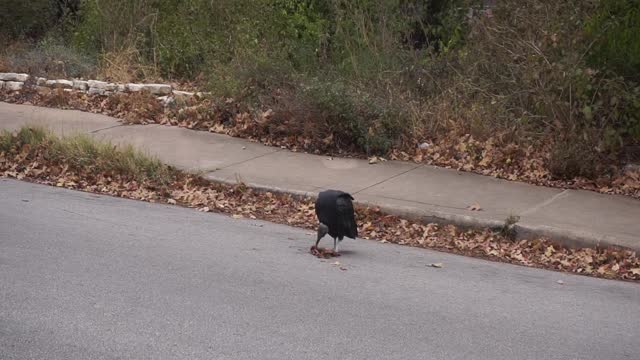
xmin=315 ymin=190 xmax=358 ymax=240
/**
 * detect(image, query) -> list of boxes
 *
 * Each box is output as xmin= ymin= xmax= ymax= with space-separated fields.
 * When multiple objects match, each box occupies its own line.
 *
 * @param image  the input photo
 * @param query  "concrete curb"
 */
xmin=205 ymin=176 xmax=638 ymax=252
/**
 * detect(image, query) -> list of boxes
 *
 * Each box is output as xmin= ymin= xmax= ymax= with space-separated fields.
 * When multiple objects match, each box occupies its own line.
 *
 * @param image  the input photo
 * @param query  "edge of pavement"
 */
xmin=205 ymin=176 xmax=631 ymax=252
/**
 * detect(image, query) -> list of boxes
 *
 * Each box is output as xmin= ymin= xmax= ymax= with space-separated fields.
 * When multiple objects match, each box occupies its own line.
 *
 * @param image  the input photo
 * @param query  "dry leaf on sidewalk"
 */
xmin=466 ymin=203 xmax=482 ymax=211
xmin=429 ymin=263 xmax=444 ymax=268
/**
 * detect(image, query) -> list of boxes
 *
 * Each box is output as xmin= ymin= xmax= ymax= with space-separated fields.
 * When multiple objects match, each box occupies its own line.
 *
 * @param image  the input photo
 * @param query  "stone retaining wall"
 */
xmin=0 ymin=72 xmax=202 ymax=102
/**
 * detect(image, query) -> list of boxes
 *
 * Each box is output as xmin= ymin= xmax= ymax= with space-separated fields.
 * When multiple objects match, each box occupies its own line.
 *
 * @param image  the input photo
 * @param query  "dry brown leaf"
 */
xmin=612 ymin=263 xmax=620 ymax=272
xmin=545 ymin=246 xmax=556 ymax=257
xmin=466 ymin=203 xmax=482 ymax=211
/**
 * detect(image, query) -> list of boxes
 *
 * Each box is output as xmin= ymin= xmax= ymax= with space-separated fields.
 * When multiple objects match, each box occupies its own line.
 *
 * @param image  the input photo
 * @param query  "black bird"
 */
xmin=314 ymin=190 xmax=358 ymax=253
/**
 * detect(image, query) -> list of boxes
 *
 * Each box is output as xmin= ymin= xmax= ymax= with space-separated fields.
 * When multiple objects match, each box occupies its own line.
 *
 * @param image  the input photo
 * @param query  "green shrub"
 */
xmin=0 ymin=0 xmax=57 ymax=42
xmin=586 ymin=0 xmax=640 ymax=82
xmin=262 ymin=76 xmax=404 ymax=155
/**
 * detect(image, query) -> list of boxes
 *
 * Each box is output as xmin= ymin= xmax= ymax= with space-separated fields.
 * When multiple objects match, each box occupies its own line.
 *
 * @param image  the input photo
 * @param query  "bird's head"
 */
xmin=317 ymin=223 xmax=329 ymax=241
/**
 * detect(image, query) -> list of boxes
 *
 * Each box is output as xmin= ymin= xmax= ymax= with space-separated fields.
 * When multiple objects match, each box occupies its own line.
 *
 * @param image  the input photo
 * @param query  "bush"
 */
xmin=586 ymin=0 xmax=640 ymax=82
xmin=582 ymin=0 xmax=640 ymax=149
xmin=4 ymin=37 xmax=96 ymax=78
xmin=548 ymin=135 xmax=606 ymax=180
xmin=0 ymin=0 xmax=57 ymax=42
xmin=258 ymin=75 xmax=404 ymax=155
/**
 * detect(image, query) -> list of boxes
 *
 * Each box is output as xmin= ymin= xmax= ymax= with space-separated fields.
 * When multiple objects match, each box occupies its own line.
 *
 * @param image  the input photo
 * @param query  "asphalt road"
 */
xmin=1 ymin=179 xmax=639 ymax=360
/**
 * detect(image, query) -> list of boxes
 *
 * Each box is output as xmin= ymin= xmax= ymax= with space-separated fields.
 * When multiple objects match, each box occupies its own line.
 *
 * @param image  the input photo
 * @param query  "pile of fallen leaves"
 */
xmin=390 ymin=135 xmax=640 ymax=198
xmin=1 ymin=127 xmax=639 ymax=281
xmin=2 ymin=88 xmax=639 ymax=199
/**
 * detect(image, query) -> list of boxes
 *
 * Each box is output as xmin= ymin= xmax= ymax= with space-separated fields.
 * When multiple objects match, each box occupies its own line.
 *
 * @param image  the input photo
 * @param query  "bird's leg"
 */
xmin=315 ymin=223 xmax=329 ymax=248
xmin=334 ymin=239 xmax=340 ymax=254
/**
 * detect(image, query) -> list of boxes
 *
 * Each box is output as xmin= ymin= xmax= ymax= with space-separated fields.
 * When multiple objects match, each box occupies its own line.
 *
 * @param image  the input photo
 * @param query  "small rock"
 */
xmin=195 ymin=91 xmax=211 ymax=99
xmin=46 ymin=79 xmax=73 ymax=89
xmin=556 ymin=280 xmax=564 ymax=285
xmin=36 ymin=86 xmax=52 ymax=95
xmin=158 ymin=95 xmax=175 ymax=106
xmin=72 ymin=80 xmax=89 ymax=91
xmin=143 ymin=84 xmax=172 ymax=95
xmin=418 ymin=142 xmax=431 ymax=150
xmin=0 ymin=73 xmax=29 ymax=82
xmin=126 ymin=83 xmax=145 ymax=92
xmin=87 ymin=80 xmax=109 ymax=90
xmin=429 ymin=263 xmax=444 ymax=268
xmin=4 ymin=81 xmax=23 ymax=91
xmin=88 ymin=88 xmax=105 ymax=96
xmin=173 ymin=90 xmax=194 ymax=98
xmin=36 ymin=77 xmax=47 ymax=86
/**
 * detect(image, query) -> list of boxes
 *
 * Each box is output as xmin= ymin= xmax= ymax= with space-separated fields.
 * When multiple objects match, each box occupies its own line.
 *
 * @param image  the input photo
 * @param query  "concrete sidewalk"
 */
xmin=2 ymin=102 xmax=639 ymax=251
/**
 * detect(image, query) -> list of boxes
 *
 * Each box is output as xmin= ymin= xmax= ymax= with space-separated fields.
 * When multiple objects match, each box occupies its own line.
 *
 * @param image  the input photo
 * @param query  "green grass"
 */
xmin=0 ymin=126 xmax=177 ymax=185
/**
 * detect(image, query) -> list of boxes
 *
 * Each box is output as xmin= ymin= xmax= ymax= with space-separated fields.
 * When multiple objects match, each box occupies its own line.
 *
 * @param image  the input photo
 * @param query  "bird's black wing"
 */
xmin=336 ymin=193 xmax=358 ymax=239
xmin=315 ymin=190 xmax=338 ymax=226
